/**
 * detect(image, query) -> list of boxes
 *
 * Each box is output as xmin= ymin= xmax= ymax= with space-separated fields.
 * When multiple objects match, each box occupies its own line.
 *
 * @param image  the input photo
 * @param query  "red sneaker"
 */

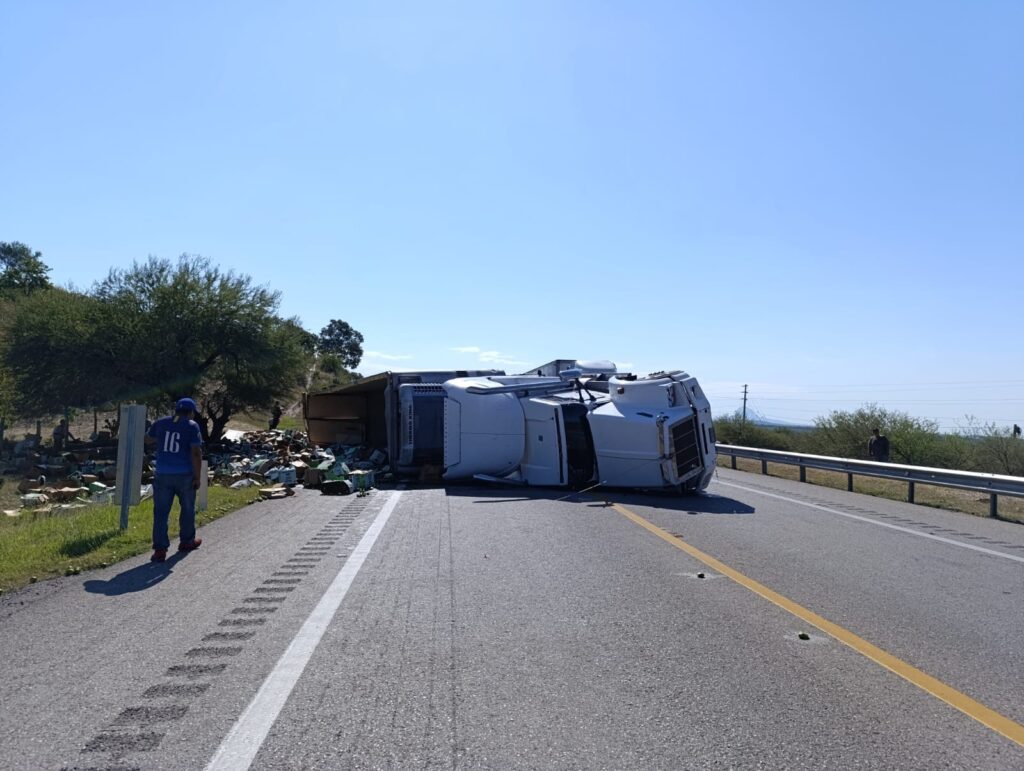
xmin=178 ymin=538 xmax=203 ymax=552
xmin=151 ymin=549 xmax=167 ymax=563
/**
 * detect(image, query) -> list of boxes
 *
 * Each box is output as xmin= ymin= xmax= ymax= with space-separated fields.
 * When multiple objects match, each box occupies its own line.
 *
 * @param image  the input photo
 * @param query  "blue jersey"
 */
xmin=148 ymin=416 xmax=203 ymax=475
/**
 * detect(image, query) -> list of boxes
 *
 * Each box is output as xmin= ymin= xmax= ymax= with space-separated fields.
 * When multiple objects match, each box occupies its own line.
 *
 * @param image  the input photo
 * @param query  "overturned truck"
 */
xmin=304 ymin=360 xmax=717 ymax=492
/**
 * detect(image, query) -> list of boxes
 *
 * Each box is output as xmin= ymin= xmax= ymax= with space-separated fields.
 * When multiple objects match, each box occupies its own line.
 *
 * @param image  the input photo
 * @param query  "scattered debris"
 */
xmin=258 ymin=485 xmax=295 ymax=500
xmin=2 ymin=426 xmax=391 ymax=514
xmin=206 ymin=428 xmax=389 ymax=499
xmin=320 ymin=479 xmax=354 ymax=496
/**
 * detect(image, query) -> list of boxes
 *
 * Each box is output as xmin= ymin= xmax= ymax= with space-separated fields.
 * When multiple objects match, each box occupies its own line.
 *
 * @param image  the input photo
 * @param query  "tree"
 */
xmin=318 ymin=319 xmax=363 ymax=369
xmin=2 ymin=287 xmax=123 ymax=416
xmin=92 ymin=255 xmax=312 ymax=439
xmin=0 ymin=241 xmax=51 ymax=294
xmin=1 ymin=255 xmax=314 ymax=441
xmin=194 ymin=317 xmax=312 ymax=440
xmin=0 ymin=294 xmax=18 ymax=433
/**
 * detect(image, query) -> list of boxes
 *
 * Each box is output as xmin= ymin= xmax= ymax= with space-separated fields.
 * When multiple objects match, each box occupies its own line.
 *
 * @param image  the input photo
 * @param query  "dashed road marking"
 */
xmin=205 ymin=490 xmax=403 ymax=770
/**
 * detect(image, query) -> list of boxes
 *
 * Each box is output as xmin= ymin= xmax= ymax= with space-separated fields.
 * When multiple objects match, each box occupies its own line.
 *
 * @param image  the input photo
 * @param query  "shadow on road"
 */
xmin=599 ymin=491 xmax=755 ymax=516
xmin=83 ymin=552 xmax=189 ymax=595
xmin=443 ymin=481 xmax=754 ymax=515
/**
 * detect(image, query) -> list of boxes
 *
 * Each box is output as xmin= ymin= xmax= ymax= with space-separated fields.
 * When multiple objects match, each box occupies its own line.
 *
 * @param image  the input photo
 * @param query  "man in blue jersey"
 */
xmin=145 ymin=397 xmax=204 ymax=563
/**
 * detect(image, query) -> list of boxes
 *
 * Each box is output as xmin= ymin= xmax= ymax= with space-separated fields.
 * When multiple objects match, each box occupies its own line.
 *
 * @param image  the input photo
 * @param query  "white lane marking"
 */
xmin=205 ymin=491 xmax=404 ymax=771
xmin=713 ymin=480 xmax=1024 ymax=565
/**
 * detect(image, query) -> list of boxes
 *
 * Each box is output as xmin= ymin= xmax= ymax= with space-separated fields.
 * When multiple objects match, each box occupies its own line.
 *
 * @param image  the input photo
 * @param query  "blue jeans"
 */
xmin=152 ymin=473 xmax=197 ymax=551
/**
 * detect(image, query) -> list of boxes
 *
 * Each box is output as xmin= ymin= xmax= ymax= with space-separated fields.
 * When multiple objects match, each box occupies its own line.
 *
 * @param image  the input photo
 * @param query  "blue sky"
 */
xmin=2 ymin=1 xmax=1022 ymax=430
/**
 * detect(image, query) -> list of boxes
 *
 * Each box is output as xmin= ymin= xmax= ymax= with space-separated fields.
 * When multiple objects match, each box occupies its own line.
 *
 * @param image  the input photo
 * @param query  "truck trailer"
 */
xmin=303 ymin=359 xmax=716 ymax=492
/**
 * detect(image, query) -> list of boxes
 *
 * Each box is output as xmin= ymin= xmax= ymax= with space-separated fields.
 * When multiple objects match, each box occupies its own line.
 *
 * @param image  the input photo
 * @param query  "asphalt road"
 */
xmin=1 ymin=466 xmax=1022 ymax=770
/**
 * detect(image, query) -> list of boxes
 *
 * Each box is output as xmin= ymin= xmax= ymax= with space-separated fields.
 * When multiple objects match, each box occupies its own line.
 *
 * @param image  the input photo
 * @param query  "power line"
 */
xmin=707 ymin=395 xmax=1024 ymax=404
xmin=754 ymin=379 xmax=1024 ymax=388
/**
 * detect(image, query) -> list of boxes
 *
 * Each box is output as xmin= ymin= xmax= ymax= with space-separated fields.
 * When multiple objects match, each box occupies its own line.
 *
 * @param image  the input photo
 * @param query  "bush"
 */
xmin=974 ymin=427 xmax=1024 ymax=476
xmin=805 ymin=405 xmax=947 ymax=465
xmin=714 ymin=404 xmax=1024 ymax=476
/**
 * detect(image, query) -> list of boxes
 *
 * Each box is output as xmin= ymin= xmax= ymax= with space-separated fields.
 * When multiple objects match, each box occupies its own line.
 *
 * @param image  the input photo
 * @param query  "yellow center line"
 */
xmin=609 ymin=501 xmax=1024 ymax=749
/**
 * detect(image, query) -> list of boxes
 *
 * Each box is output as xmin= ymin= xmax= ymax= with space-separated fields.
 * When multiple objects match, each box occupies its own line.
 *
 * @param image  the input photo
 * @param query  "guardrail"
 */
xmin=715 ymin=444 xmax=1024 ymax=518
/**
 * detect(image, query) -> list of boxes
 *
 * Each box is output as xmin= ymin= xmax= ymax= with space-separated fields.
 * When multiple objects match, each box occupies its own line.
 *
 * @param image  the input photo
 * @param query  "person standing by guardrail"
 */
xmin=144 ymin=397 xmax=204 ymax=563
xmin=868 ymin=427 xmax=890 ymax=462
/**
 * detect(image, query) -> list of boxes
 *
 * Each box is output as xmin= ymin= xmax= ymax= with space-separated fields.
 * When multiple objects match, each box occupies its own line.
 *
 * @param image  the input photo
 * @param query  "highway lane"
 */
xmin=613 ymin=467 xmax=1024 ymax=726
xmin=0 ymin=469 xmax=1021 ymax=769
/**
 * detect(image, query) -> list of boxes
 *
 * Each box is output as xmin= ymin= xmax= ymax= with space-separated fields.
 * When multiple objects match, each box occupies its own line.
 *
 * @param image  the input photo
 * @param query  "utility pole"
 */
xmin=742 ymin=384 xmax=748 ymax=424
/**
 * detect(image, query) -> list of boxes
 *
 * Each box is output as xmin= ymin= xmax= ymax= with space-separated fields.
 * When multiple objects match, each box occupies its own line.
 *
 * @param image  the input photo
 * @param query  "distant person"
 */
xmin=269 ymin=401 xmax=283 ymax=430
xmin=868 ymin=428 xmax=890 ymax=463
xmin=144 ymin=397 xmax=204 ymax=563
xmin=52 ymin=419 xmax=75 ymax=452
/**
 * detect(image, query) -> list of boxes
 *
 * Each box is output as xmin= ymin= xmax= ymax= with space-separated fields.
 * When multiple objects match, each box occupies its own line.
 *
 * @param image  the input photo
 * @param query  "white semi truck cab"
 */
xmin=440 ymin=365 xmax=716 ymax=491
xmin=305 ymin=360 xmax=717 ymax=492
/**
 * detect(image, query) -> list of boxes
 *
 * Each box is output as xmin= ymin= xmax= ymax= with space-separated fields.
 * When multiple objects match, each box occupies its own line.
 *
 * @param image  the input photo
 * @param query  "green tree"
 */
xmin=0 ymin=241 xmax=51 ymax=294
xmin=91 ymin=255 xmax=312 ymax=439
xmin=2 ymin=255 xmax=314 ymax=441
xmin=318 ymin=319 xmax=363 ymax=369
xmin=3 ymin=287 xmax=122 ymax=416
xmin=194 ymin=317 xmax=312 ymax=439
xmin=0 ymin=294 xmax=18 ymax=435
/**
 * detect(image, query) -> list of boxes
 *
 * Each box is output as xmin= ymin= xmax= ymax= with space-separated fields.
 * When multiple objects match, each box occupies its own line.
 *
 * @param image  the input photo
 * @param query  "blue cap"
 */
xmin=175 ymin=397 xmax=198 ymax=414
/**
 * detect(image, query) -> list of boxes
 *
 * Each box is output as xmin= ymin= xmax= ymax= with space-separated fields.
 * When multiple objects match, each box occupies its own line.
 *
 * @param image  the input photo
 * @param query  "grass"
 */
xmin=0 ymin=486 xmax=261 ymax=592
xmin=229 ymin=412 xmax=304 ymax=433
xmin=718 ymin=457 xmax=1024 ymax=524
xmin=276 ymin=416 xmax=304 ymax=431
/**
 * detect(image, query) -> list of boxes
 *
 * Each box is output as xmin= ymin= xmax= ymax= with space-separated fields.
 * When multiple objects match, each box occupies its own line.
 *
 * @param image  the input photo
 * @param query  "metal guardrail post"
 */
xmin=847 ymin=473 xmax=853 ymax=492
xmin=990 ymin=494 xmax=998 ymax=518
xmin=908 ymin=481 xmax=915 ymax=503
xmin=761 ymin=459 xmax=767 ymax=475
xmin=731 ymin=455 xmax=737 ymax=470
xmin=799 ymin=465 xmax=806 ymax=482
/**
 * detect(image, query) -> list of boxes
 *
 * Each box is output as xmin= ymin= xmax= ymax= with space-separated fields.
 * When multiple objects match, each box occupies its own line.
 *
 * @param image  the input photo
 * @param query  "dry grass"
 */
xmin=717 ymin=457 xmax=1024 ymax=524
xmin=2 ymin=410 xmax=119 ymax=445
xmin=2 ymin=401 xmax=305 ymax=444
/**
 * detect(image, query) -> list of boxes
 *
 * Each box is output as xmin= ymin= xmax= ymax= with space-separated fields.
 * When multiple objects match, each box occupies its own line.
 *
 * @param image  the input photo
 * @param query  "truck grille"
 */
xmin=671 ymin=416 xmax=702 ymax=479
